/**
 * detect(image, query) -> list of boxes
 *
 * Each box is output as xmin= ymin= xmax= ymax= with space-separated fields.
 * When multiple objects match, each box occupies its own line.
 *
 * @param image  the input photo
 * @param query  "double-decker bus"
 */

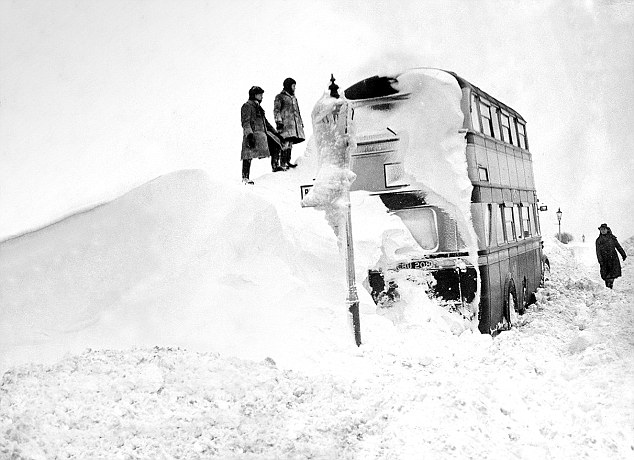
xmin=344 ymin=68 xmax=543 ymax=333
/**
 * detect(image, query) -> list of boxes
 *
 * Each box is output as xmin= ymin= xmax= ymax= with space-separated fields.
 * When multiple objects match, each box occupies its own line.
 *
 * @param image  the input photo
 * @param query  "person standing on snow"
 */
xmin=274 ymin=77 xmax=305 ymax=170
xmin=595 ymin=223 xmax=627 ymax=289
xmin=241 ymin=86 xmax=283 ymax=184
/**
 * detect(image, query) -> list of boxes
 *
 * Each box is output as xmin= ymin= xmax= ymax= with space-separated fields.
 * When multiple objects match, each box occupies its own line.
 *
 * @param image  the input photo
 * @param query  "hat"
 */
xmin=598 ymin=223 xmax=608 ymax=230
xmin=283 ymin=78 xmax=296 ymax=92
xmin=248 ymin=86 xmax=264 ymax=100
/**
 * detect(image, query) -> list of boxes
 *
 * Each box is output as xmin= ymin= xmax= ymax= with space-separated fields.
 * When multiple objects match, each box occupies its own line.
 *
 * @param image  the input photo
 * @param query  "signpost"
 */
xmin=300 ymin=75 xmax=361 ymax=346
xmin=299 ymin=184 xmax=313 ymax=202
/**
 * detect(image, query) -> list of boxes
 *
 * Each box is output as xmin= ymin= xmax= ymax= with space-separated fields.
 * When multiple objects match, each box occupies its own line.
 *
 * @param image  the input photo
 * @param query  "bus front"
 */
xmin=345 ymin=72 xmax=478 ymax=317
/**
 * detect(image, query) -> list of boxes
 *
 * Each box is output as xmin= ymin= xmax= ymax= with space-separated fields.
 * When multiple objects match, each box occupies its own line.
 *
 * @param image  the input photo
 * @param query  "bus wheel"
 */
xmin=505 ymin=280 xmax=518 ymax=328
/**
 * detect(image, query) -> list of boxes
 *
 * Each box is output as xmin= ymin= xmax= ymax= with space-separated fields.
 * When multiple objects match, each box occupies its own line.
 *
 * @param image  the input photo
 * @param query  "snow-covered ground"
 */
xmin=1 ymin=169 xmax=633 ymax=459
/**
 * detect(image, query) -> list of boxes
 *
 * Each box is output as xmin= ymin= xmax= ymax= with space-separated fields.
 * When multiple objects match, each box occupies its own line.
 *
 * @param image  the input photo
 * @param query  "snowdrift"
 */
xmin=0 ymin=169 xmax=363 ymax=373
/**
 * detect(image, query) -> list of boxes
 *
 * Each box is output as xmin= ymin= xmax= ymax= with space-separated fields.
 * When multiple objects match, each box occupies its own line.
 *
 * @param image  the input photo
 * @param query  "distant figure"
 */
xmin=240 ymin=86 xmax=282 ymax=183
xmin=582 ymin=234 xmax=585 ymax=243
xmin=274 ymin=77 xmax=305 ymax=170
xmin=595 ymin=223 xmax=627 ymax=289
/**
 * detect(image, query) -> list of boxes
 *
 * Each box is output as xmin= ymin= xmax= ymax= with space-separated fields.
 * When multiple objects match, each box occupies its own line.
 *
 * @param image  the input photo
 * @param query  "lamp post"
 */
xmin=330 ymin=75 xmax=362 ymax=347
xmin=556 ymin=208 xmax=562 ymax=242
xmin=310 ymin=74 xmax=361 ymax=347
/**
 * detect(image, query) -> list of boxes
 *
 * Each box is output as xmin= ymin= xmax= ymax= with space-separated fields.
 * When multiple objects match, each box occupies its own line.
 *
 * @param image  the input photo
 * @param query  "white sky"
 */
xmin=1 ymin=0 xmax=633 ymax=241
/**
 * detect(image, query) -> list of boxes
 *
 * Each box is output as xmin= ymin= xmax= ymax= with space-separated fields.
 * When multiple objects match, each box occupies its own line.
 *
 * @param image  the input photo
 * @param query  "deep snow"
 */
xmin=1 ymin=169 xmax=633 ymax=459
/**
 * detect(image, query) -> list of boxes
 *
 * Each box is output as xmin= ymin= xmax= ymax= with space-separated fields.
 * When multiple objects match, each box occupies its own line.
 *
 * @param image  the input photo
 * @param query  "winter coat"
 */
xmin=241 ymin=100 xmax=281 ymax=160
xmin=596 ymin=231 xmax=627 ymax=280
xmin=273 ymin=90 xmax=305 ymax=144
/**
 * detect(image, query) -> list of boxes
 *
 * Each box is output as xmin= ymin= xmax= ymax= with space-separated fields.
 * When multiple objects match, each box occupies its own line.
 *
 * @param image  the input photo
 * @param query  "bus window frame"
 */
xmin=495 ymin=204 xmax=506 ymax=245
xmin=500 ymin=110 xmax=515 ymax=146
xmin=533 ymin=204 xmax=541 ymax=235
xmin=513 ymin=204 xmax=523 ymax=240
xmin=485 ymin=203 xmax=493 ymax=247
xmin=470 ymin=92 xmax=481 ymax=132
xmin=521 ymin=203 xmax=531 ymax=238
xmin=503 ymin=203 xmax=516 ymax=242
xmin=392 ymin=206 xmax=440 ymax=252
xmin=517 ymin=121 xmax=528 ymax=150
xmin=479 ymin=99 xmax=493 ymax=137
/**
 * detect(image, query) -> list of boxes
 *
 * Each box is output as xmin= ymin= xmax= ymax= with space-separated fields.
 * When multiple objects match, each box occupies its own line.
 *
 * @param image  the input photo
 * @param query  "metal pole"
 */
xmin=330 ymin=73 xmax=361 ymax=346
xmin=344 ymin=192 xmax=361 ymax=346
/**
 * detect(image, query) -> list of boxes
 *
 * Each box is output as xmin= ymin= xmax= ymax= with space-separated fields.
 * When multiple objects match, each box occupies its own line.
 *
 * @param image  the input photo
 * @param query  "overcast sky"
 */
xmin=1 ymin=0 xmax=633 ymax=241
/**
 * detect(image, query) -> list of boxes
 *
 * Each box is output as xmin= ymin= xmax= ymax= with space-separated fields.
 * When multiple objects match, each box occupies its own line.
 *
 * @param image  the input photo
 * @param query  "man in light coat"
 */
xmin=274 ymin=78 xmax=305 ymax=170
xmin=241 ymin=86 xmax=282 ymax=184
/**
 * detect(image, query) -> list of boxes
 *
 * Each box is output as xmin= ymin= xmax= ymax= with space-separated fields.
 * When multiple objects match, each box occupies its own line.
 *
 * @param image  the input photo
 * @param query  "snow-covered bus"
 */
xmin=344 ymin=68 xmax=543 ymax=333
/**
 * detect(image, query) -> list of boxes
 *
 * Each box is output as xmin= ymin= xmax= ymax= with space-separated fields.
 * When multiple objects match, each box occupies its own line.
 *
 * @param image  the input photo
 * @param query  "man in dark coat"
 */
xmin=595 ymin=223 xmax=627 ymax=288
xmin=241 ymin=86 xmax=283 ymax=184
xmin=274 ymin=77 xmax=305 ymax=170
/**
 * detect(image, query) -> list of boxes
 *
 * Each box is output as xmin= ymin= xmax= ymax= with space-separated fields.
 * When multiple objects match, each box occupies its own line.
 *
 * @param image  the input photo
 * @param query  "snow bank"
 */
xmin=2 ymin=233 xmax=632 ymax=458
xmin=1 ymin=172 xmax=633 ymax=459
xmin=0 ymin=169 xmax=357 ymax=374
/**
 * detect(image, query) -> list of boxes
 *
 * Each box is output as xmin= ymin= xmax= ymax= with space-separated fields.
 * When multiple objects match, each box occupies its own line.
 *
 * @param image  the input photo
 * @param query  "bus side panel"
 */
xmin=498 ymin=249 xmax=510 ymax=318
xmin=518 ymin=243 xmax=529 ymax=304
xmin=487 ymin=255 xmax=503 ymax=330
xmin=530 ymin=242 xmax=541 ymax=295
xmin=478 ymin=263 xmax=491 ymax=333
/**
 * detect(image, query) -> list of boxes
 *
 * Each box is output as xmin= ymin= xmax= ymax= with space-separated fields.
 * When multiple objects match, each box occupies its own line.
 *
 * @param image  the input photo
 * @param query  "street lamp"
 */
xmin=556 ymin=208 xmax=562 ymax=241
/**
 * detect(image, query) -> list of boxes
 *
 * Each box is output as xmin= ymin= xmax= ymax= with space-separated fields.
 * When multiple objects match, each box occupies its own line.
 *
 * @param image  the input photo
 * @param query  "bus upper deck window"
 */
xmin=479 ymin=101 xmax=493 ymax=137
xmin=501 ymin=111 xmax=514 ymax=145
xmin=517 ymin=122 xmax=528 ymax=149
xmin=490 ymin=106 xmax=501 ymax=139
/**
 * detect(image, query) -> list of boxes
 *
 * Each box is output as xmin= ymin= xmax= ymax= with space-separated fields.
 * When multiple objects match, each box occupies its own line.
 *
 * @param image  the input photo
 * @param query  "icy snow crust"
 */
xmin=1 ymin=169 xmax=633 ymax=458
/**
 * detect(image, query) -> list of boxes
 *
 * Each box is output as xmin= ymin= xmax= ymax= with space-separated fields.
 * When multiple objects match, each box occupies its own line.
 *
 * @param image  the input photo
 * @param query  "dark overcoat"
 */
xmin=241 ymin=100 xmax=281 ymax=160
xmin=596 ymin=231 xmax=627 ymax=280
xmin=273 ymin=90 xmax=305 ymax=144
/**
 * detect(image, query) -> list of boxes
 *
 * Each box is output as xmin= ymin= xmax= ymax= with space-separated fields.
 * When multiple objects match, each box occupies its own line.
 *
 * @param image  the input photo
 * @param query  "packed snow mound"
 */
xmin=0 ymin=169 xmax=358 ymax=373
xmin=1 ymin=169 xmax=215 ymax=341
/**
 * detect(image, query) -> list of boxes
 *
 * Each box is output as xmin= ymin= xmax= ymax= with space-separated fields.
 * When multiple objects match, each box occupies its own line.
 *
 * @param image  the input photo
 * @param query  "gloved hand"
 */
xmin=247 ymin=133 xmax=255 ymax=148
xmin=276 ymin=122 xmax=284 ymax=132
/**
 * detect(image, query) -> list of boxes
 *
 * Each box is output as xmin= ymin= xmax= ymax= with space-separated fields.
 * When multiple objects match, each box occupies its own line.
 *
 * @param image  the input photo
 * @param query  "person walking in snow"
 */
xmin=274 ymin=77 xmax=305 ymax=170
xmin=595 ymin=223 xmax=627 ymax=289
xmin=241 ymin=86 xmax=283 ymax=184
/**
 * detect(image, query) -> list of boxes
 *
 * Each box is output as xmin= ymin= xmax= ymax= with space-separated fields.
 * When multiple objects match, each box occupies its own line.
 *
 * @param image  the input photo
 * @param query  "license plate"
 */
xmin=396 ymin=259 xmax=435 ymax=270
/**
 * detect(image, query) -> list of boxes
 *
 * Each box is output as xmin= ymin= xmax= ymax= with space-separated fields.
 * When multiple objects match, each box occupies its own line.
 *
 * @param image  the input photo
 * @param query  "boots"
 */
xmin=271 ymin=152 xmax=284 ymax=172
xmin=281 ymin=147 xmax=296 ymax=169
xmin=242 ymin=159 xmax=254 ymax=184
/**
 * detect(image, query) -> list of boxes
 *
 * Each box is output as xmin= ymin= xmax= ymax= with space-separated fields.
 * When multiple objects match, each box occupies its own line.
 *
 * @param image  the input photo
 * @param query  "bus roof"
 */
xmin=344 ymin=68 xmax=526 ymax=123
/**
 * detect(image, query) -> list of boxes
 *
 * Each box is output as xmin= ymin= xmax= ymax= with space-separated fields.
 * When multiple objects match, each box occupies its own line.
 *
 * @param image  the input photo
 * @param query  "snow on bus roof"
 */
xmin=344 ymin=68 xmax=526 ymax=123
